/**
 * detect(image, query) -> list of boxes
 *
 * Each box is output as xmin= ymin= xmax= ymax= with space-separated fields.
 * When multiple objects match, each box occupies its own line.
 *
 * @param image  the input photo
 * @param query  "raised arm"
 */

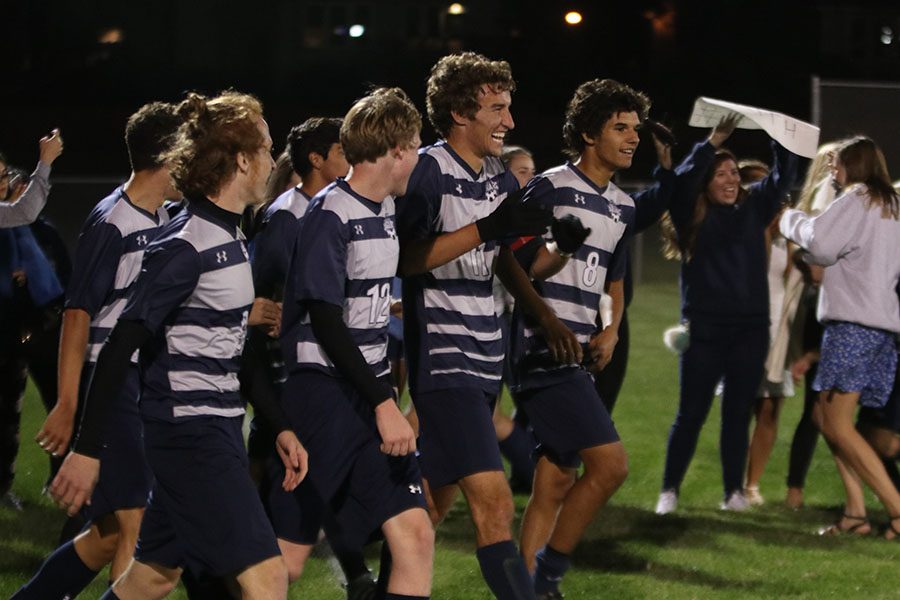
xmin=0 ymin=131 xmax=63 ymax=227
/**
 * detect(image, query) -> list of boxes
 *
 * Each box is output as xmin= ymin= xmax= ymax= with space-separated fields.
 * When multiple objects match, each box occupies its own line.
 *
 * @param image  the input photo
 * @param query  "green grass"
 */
xmin=2 ymin=278 xmax=898 ymax=598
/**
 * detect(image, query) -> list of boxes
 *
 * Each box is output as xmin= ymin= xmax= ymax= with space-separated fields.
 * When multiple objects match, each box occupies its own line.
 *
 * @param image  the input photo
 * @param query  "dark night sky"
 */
xmin=1 ymin=0 xmax=898 ymax=178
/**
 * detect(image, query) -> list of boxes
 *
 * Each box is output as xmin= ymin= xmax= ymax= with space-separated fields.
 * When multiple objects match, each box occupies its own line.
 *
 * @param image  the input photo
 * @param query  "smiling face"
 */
xmin=706 ymin=157 xmax=741 ymax=205
xmin=586 ymin=111 xmax=641 ymax=175
xmin=456 ymin=85 xmax=514 ymax=161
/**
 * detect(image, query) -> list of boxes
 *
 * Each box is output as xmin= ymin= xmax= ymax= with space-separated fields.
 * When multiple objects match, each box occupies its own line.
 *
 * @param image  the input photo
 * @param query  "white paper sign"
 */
xmin=688 ymin=97 xmax=820 ymax=158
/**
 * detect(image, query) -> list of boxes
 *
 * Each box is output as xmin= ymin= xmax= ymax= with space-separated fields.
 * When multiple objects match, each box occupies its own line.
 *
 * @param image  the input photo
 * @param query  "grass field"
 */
xmin=2 ymin=276 xmax=898 ymax=598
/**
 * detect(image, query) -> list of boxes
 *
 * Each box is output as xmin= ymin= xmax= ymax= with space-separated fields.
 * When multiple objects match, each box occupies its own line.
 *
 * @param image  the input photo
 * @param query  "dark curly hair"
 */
xmin=286 ymin=117 xmax=343 ymax=177
xmin=562 ymin=79 xmax=650 ymax=159
xmin=163 ymin=91 xmax=265 ymax=199
xmin=125 ymin=102 xmax=181 ymax=172
xmin=426 ymin=52 xmax=515 ymax=138
xmin=341 ymin=87 xmax=421 ymax=165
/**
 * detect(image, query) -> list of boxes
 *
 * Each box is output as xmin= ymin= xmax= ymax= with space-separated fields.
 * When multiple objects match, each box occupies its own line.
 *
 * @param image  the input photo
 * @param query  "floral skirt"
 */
xmin=814 ymin=321 xmax=898 ymax=408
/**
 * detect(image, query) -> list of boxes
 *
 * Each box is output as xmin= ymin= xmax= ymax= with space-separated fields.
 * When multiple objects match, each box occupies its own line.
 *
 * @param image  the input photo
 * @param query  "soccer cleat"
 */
xmin=655 ymin=490 xmax=678 ymax=515
xmin=536 ymin=590 xmax=565 ymax=600
xmin=0 ymin=490 xmax=23 ymax=511
xmin=744 ymin=485 xmax=765 ymax=506
xmin=720 ymin=491 xmax=750 ymax=512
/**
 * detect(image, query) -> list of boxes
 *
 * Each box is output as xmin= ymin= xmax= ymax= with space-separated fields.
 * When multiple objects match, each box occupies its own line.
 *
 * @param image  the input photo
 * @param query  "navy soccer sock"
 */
xmin=11 ymin=540 xmax=99 ymax=599
xmin=534 ymin=545 xmax=571 ymax=596
xmin=475 ymin=540 xmax=535 ymax=600
xmin=498 ymin=423 xmax=536 ymax=488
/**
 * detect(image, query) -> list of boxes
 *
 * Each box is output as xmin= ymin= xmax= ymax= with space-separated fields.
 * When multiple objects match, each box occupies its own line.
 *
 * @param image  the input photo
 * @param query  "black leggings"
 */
xmin=786 ymin=362 xmax=820 ymax=489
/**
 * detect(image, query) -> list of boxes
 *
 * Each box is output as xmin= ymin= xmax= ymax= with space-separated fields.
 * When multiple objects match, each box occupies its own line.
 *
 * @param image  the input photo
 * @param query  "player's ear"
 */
xmin=236 ymin=151 xmax=251 ymax=173
xmin=450 ymin=111 xmax=468 ymax=128
xmin=581 ymin=132 xmax=596 ymax=147
xmin=308 ymin=151 xmax=324 ymax=170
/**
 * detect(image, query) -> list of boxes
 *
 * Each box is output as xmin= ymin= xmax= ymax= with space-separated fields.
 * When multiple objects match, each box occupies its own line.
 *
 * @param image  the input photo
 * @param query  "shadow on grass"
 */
xmin=0 ymin=500 xmax=67 ymax=575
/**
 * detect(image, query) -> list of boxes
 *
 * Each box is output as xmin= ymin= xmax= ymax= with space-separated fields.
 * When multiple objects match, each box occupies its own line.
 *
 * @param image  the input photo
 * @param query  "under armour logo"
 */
xmin=485 ymin=180 xmax=499 ymax=201
xmin=354 ymin=224 xmax=365 ymax=235
xmin=216 ymin=250 xmax=228 ymax=263
xmin=136 ymin=234 xmax=148 ymax=246
xmin=455 ymin=184 xmax=463 ymax=195
xmin=408 ymin=484 xmax=422 ymax=494
xmin=574 ymin=193 xmax=586 ymax=205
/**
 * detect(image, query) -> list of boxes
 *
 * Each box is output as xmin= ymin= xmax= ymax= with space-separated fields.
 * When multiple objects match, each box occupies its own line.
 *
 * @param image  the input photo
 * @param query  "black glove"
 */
xmin=551 ymin=214 xmax=591 ymax=255
xmin=476 ymin=188 xmax=553 ymax=241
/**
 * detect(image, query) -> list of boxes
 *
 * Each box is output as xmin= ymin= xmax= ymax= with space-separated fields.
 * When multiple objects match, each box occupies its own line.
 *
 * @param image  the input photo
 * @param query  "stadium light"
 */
xmin=349 ymin=24 xmax=365 ymax=38
xmin=448 ymin=3 xmax=466 ymax=15
xmin=565 ymin=11 xmax=583 ymax=26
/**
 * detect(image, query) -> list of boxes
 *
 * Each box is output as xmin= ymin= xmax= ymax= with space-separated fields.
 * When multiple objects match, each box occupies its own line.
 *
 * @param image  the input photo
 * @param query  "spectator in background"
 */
xmin=781 ymin=142 xmax=838 ymax=509
xmin=0 ymin=131 xmax=63 ymax=228
xmin=655 ymin=115 xmax=799 ymax=514
xmin=740 ymin=158 xmax=801 ymax=506
xmin=0 ymin=165 xmax=68 ymax=509
xmin=780 ymin=136 xmax=900 ymax=539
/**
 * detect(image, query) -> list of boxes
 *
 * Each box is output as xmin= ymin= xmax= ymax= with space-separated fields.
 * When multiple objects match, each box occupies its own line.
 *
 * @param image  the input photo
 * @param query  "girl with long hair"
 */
xmin=780 ymin=136 xmax=900 ymax=538
xmin=655 ymin=116 xmax=799 ymax=514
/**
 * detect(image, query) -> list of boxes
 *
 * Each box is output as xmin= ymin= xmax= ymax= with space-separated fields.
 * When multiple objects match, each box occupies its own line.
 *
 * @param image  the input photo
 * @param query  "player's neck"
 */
xmin=445 ymin=135 xmax=484 ymax=175
xmin=123 ymin=170 xmax=169 ymax=212
xmin=208 ymin=180 xmax=251 ymax=215
xmin=345 ymin=162 xmax=389 ymax=203
xmin=299 ymin=172 xmax=329 ymax=199
xmin=573 ymin=155 xmax=614 ymax=188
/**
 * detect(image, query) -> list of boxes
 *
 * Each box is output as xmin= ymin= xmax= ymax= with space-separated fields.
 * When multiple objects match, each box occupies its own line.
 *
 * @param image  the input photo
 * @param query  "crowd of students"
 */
xmin=2 ymin=50 xmax=898 ymax=600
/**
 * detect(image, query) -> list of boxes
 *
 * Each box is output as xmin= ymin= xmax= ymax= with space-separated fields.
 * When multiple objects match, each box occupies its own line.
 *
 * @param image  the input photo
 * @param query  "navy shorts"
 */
xmin=280 ymin=370 xmax=426 ymax=548
xmin=814 ymin=321 xmax=898 ymax=408
xmin=80 ymin=364 xmax=153 ymax=522
xmin=263 ymin=451 xmax=325 ymax=545
xmin=514 ymin=369 xmax=619 ymax=469
xmin=135 ymin=416 xmax=280 ymax=577
xmin=413 ymin=386 xmax=504 ymax=489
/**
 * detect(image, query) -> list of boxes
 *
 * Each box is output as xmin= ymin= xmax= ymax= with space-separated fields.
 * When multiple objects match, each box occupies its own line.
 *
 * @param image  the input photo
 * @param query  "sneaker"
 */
xmin=720 ymin=491 xmax=750 ymax=512
xmin=655 ymin=490 xmax=678 ymax=515
xmin=744 ymin=485 xmax=765 ymax=506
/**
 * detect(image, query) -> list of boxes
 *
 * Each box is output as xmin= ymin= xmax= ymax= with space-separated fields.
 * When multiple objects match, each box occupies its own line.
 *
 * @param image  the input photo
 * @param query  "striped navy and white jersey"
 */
xmin=396 ymin=141 xmax=519 ymax=396
xmin=119 ymin=197 xmax=254 ymax=422
xmin=65 ymin=186 xmax=169 ymax=364
xmin=511 ymin=162 xmax=635 ymax=391
xmin=281 ymin=178 xmax=398 ymax=379
xmin=251 ymin=186 xmax=312 ymax=299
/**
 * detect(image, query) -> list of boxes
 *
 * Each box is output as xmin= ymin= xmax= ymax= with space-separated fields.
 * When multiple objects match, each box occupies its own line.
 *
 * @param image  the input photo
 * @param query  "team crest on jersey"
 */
xmin=383 ymin=218 xmax=396 ymax=239
xmin=608 ymin=202 xmax=622 ymax=223
xmin=485 ymin=179 xmax=499 ymax=201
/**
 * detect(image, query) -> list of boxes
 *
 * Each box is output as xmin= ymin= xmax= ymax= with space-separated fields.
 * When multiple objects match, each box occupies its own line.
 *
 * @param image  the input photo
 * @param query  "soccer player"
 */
xmin=510 ymin=79 xmax=675 ymax=599
xmin=248 ymin=117 xmax=377 ymax=595
xmin=14 ymin=103 xmax=181 ymax=599
xmin=279 ymin=86 xmax=433 ymax=600
xmin=49 ymin=91 xmax=306 ymax=600
xmin=395 ymin=52 xmax=565 ymax=599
